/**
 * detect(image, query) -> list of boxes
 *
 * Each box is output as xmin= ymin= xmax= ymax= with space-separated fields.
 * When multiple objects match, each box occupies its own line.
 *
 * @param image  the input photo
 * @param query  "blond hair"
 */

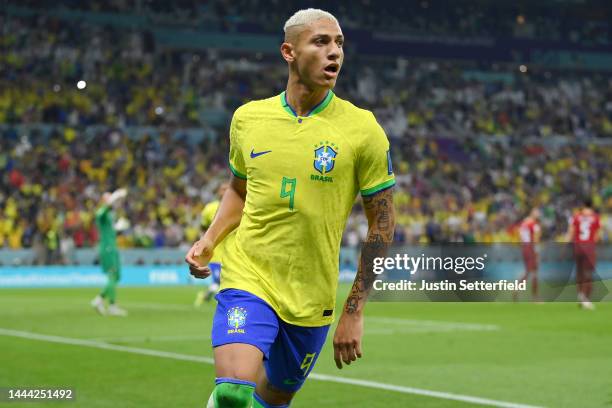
xmin=284 ymin=8 xmax=339 ymax=36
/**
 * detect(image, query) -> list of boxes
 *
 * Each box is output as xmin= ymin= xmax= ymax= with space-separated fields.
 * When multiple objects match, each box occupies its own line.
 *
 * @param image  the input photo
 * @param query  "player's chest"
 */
xmin=241 ymin=119 xmax=354 ymax=182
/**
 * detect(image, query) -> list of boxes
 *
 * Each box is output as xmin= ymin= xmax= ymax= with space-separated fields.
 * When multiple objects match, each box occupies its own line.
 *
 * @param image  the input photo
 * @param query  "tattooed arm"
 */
xmin=333 ymin=187 xmax=395 ymax=369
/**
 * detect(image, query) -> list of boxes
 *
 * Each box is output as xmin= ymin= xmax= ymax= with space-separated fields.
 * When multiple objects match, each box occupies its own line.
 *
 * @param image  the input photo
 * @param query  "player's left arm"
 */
xmin=96 ymin=188 xmax=127 ymax=218
xmin=333 ymin=187 xmax=395 ymax=369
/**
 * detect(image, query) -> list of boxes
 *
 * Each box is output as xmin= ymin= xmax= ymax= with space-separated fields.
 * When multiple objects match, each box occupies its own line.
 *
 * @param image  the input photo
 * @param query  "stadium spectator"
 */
xmin=1 ymin=9 xmax=610 ymax=257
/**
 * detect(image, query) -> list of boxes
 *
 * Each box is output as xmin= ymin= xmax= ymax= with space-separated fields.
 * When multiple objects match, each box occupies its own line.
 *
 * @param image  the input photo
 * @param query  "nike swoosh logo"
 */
xmin=250 ymin=149 xmax=272 ymax=159
xmin=283 ymin=379 xmax=299 ymax=385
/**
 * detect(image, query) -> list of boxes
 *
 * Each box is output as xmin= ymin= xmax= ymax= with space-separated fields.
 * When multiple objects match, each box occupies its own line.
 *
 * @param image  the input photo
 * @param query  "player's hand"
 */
xmin=113 ymin=188 xmax=128 ymax=199
xmin=332 ymin=311 xmax=363 ymax=369
xmin=107 ymin=188 xmax=128 ymax=205
xmin=185 ymin=237 xmax=214 ymax=279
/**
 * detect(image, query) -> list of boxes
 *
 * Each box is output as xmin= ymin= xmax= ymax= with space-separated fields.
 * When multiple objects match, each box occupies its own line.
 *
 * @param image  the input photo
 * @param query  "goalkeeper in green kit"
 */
xmin=91 ymin=188 xmax=128 ymax=316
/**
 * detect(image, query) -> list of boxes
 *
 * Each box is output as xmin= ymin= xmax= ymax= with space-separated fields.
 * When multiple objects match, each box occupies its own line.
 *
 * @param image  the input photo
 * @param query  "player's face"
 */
xmin=293 ymin=19 xmax=344 ymax=89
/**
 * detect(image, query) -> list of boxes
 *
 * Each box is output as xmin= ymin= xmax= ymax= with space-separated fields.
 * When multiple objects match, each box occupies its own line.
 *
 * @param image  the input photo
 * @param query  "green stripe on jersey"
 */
xmin=361 ymin=179 xmax=396 ymax=196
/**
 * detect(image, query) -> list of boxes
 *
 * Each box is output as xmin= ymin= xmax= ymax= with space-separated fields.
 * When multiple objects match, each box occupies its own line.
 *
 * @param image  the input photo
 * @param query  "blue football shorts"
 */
xmin=211 ymin=289 xmax=330 ymax=392
xmin=209 ymin=262 xmax=222 ymax=284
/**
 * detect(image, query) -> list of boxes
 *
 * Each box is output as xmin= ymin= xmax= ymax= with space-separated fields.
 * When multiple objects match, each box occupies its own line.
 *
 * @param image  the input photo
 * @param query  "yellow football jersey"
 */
xmin=201 ymin=201 xmax=220 ymax=229
xmin=222 ymin=90 xmax=395 ymax=326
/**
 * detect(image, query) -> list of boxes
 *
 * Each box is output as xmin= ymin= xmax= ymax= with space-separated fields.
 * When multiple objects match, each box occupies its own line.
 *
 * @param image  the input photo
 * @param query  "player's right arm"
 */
xmin=186 ymin=108 xmax=247 ymax=278
xmin=185 ymin=175 xmax=246 ymax=278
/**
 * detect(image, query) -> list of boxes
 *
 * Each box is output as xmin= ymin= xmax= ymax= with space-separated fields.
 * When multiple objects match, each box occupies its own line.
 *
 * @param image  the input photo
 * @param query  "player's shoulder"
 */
xmin=331 ymin=95 xmax=384 ymax=148
xmin=233 ymin=95 xmax=280 ymax=120
xmin=95 ymin=205 xmax=109 ymax=217
xmin=331 ymin=94 xmax=377 ymax=123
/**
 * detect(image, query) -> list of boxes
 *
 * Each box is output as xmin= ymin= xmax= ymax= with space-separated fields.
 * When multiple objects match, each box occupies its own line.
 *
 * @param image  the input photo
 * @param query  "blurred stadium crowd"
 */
xmin=1 ymin=3 xmax=611 ymax=263
xmin=14 ymin=0 xmax=612 ymax=45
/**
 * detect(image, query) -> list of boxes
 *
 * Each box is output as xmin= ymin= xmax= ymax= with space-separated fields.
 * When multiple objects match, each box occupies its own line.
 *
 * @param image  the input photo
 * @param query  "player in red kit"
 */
xmin=566 ymin=199 xmax=601 ymax=310
xmin=515 ymin=208 xmax=541 ymax=301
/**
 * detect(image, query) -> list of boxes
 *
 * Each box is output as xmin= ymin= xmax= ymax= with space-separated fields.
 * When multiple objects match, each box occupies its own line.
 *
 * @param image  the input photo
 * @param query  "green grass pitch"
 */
xmin=1 ymin=284 xmax=611 ymax=407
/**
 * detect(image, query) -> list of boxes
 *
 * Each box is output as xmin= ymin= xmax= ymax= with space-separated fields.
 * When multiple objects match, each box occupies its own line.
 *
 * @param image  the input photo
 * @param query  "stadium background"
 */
xmin=1 ymin=1 xmax=612 ymax=407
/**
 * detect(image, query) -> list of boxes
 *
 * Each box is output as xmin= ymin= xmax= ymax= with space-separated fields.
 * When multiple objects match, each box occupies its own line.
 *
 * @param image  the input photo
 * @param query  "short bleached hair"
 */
xmin=283 ymin=8 xmax=339 ymax=34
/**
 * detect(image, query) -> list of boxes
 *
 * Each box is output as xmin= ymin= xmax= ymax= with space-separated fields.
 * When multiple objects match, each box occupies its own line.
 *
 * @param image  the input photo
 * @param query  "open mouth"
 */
xmin=324 ymin=63 xmax=339 ymax=75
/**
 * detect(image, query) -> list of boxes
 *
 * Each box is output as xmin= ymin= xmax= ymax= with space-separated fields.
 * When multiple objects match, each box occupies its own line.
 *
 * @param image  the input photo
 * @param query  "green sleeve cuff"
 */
xmin=229 ymin=163 xmax=247 ymax=180
xmin=360 ymin=178 xmax=395 ymax=197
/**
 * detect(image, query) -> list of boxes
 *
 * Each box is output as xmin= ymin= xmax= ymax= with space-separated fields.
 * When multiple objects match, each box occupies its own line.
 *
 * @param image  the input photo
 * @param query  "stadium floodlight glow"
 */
xmin=77 ymin=80 xmax=87 ymax=90
xmin=519 ymin=65 xmax=528 ymax=73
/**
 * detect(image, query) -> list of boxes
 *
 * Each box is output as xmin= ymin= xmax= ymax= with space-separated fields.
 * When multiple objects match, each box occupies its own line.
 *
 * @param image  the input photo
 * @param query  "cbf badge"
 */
xmin=227 ymin=306 xmax=247 ymax=334
xmin=313 ymin=142 xmax=338 ymax=174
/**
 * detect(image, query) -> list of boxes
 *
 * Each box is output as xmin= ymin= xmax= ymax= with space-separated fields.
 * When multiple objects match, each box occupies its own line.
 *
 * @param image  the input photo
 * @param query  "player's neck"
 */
xmin=284 ymin=81 xmax=330 ymax=117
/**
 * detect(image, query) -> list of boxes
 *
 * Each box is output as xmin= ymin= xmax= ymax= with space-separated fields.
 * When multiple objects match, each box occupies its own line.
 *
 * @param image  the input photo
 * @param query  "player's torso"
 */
xmin=96 ymin=213 xmax=116 ymax=248
xmin=519 ymin=220 xmax=536 ymax=243
xmin=238 ymin=99 xmax=359 ymax=231
xmin=573 ymin=213 xmax=600 ymax=243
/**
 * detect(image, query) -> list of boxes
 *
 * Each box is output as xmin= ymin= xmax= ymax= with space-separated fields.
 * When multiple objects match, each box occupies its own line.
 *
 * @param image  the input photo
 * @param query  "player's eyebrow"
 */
xmin=311 ymin=33 xmax=344 ymax=41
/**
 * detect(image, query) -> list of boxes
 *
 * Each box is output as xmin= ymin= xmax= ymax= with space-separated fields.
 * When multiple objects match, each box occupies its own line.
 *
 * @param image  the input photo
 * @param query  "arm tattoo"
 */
xmin=344 ymin=188 xmax=395 ymax=314
xmin=363 ymin=194 xmax=376 ymax=211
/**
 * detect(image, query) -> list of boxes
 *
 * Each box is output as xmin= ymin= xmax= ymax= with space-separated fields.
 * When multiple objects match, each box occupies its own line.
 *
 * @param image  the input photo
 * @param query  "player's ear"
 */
xmin=280 ymin=42 xmax=295 ymax=63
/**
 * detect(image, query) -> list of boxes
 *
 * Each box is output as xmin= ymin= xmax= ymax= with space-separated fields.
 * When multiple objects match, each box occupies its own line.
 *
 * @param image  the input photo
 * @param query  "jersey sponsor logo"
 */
xmin=250 ymin=148 xmax=272 ymax=158
xmin=313 ymin=142 xmax=338 ymax=174
xmin=227 ymin=306 xmax=247 ymax=334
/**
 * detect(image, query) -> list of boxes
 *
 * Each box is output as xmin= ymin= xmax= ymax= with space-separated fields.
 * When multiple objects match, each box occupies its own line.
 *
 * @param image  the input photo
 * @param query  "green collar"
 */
xmin=280 ymin=90 xmax=334 ymax=117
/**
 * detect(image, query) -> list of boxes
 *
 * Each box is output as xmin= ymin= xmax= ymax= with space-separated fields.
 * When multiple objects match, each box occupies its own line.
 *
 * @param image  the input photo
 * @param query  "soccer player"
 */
xmin=91 ymin=188 xmax=128 ymax=316
xmin=185 ymin=8 xmax=395 ymax=408
xmin=566 ymin=199 xmax=601 ymax=310
xmin=194 ymin=182 xmax=230 ymax=307
xmin=515 ymin=208 xmax=541 ymax=301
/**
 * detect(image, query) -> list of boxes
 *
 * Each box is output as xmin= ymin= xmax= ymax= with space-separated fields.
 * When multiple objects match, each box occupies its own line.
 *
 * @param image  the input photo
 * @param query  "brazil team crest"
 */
xmin=227 ymin=306 xmax=247 ymax=334
xmin=313 ymin=142 xmax=338 ymax=174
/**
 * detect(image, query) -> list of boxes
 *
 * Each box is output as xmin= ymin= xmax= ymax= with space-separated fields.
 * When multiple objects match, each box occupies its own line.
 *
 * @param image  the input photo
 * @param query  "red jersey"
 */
xmin=572 ymin=212 xmax=600 ymax=243
xmin=519 ymin=218 xmax=540 ymax=244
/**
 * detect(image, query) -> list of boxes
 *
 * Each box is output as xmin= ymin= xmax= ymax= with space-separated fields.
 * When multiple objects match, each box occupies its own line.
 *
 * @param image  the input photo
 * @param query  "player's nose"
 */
xmin=327 ymin=44 xmax=341 ymax=61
